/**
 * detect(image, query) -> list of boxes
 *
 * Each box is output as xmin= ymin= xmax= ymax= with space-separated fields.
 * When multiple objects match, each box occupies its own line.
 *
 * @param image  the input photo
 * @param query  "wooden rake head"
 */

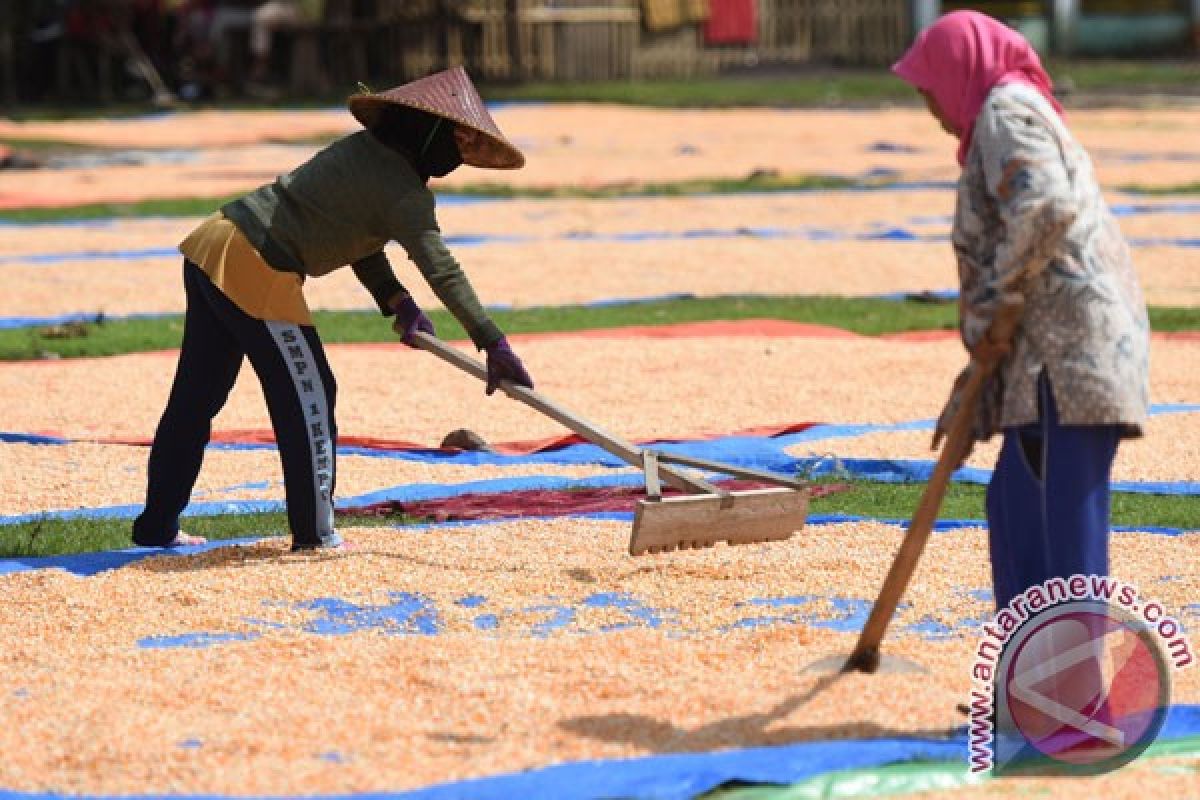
xmin=628 ymin=450 xmax=811 ymax=555
xmin=629 ymin=487 xmax=811 ymax=555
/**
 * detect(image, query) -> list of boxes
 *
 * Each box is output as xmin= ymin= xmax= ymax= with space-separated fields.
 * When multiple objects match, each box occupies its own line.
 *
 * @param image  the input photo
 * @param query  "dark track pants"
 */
xmin=133 ymin=261 xmax=340 ymax=549
xmin=986 ymin=376 xmax=1120 ymax=610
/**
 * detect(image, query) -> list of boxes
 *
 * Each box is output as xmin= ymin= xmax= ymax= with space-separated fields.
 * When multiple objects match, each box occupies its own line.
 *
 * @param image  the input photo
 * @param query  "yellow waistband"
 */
xmin=180 ymin=213 xmax=312 ymax=326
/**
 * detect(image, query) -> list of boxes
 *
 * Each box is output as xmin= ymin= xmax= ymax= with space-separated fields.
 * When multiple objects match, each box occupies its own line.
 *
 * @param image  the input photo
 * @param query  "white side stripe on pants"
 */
xmin=266 ymin=321 xmax=335 ymax=540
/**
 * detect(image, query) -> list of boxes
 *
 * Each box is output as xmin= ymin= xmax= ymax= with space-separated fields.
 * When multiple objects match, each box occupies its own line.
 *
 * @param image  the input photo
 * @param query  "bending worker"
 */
xmin=134 ymin=66 xmax=533 ymax=551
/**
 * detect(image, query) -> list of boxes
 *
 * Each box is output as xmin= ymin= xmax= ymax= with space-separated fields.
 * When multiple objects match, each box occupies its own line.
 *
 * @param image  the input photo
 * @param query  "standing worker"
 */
xmin=892 ymin=12 xmax=1150 ymax=608
xmin=133 ymin=66 xmax=533 ymax=551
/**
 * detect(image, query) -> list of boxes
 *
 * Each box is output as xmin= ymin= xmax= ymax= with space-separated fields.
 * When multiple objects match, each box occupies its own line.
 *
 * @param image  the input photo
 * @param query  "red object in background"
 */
xmin=705 ymin=0 xmax=757 ymax=45
xmin=64 ymin=3 xmax=115 ymax=41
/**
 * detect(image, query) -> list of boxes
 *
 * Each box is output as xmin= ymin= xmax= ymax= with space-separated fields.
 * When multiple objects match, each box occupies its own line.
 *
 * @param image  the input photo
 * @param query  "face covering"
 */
xmin=369 ymin=105 xmax=463 ymax=181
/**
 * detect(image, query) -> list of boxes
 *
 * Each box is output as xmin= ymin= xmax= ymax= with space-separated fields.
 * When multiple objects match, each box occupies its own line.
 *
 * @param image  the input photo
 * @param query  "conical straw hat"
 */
xmin=348 ymin=66 xmax=524 ymax=170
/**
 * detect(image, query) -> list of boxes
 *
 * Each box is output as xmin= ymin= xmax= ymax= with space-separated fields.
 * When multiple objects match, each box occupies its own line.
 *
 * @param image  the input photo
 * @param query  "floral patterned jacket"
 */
xmin=946 ymin=83 xmax=1150 ymax=440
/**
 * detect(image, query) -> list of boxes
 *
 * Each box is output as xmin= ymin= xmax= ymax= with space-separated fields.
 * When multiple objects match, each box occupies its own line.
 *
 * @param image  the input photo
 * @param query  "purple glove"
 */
xmin=390 ymin=294 xmax=435 ymax=347
xmin=485 ymin=336 xmax=533 ymax=396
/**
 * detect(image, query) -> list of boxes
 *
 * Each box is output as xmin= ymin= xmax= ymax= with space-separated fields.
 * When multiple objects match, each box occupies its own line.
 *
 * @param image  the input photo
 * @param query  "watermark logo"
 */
xmin=968 ymin=575 xmax=1193 ymax=776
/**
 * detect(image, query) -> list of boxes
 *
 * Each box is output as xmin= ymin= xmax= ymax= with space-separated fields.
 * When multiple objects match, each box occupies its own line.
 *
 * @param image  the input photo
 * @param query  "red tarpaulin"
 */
xmin=345 ymin=480 xmax=851 ymax=523
xmin=95 ymin=420 xmax=818 ymax=455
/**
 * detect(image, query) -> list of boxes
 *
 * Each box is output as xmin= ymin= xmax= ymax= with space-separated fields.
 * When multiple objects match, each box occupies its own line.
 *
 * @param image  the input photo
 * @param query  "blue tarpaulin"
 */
xmin=0 ymin=706 xmax=1197 ymax=800
xmin=1 ymin=513 xmax=1190 ymax=578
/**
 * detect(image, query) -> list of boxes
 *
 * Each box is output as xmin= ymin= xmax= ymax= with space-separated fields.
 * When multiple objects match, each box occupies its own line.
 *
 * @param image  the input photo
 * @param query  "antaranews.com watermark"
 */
xmin=968 ymin=574 xmax=1193 ymax=775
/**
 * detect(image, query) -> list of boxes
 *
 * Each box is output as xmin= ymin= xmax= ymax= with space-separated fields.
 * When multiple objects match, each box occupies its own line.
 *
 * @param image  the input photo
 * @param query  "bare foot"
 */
xmin=168 ymin=531 xmax=207 ymax=547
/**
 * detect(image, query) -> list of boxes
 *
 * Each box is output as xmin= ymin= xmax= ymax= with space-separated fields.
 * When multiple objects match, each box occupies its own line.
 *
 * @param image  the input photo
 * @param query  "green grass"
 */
xmin=1120 ymin=181 xmax=1200 ymax=195
xmin=3 ymin=481 xmax=1194 ymax=558
xmin=3 ymin=103 xmax=204 ymax=122
xmin=0 ymin=509 xmax=418 ymax=558
xmin=0 ymin=314 xmax=188 ymax=360
xmin=2 ymin=167 xmax=1190 ymax=221
xmin=4 ymin=166 xmax=1196 ymax=220
xmin=811 ymin=478 xmax=1200 ymax=532
xmin=6 ymin=296 xmax=1199 ymax=362
xmin=483 ymin=72 xmax=917 ymax=108
xmin=1 ymin=165 xmax=1193 ymax=225
xmin=483 ymin=62 xmax=1200 ymax=108
xmin=813 ymin=478 xmax=988 ymax=520
xmin=1 ymin=296 xmax=955 ymax=360
xmin=0 ymin=195 xmax=244 ymax=224
xmin=0 ymin=136 xmax=104 ymax=154
xmin=1148 ymin=306 xmax=1200 ymax=330
xmin=0 ymin=173 xmax=862 ymax=223
xmin=446 ymin=172 xmax=857 ymax=198
xmin=1049 ymin=59 xmax=1200 ymax=94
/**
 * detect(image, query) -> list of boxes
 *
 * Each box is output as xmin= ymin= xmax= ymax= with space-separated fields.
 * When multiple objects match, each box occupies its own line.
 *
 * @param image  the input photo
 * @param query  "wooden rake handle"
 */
xmin=842 ymin=293 xmax=1025 ymax=674
xmin=409 ymin=331 xmax=716 ymax=495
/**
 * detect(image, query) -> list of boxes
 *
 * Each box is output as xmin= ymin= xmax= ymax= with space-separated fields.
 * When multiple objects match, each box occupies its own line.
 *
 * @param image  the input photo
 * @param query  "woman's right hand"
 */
xmin=390 ymin=294 xmax=436 ymax=347
xmin=484 ymin=336 xmax=533 ymax=396
xmin=931 ymin=366 xmax=975 ymax=466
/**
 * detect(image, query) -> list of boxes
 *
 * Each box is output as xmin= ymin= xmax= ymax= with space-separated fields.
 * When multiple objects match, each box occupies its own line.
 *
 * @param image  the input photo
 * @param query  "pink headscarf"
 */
xmin=892 ymin=11 xmax=1063 ymax=166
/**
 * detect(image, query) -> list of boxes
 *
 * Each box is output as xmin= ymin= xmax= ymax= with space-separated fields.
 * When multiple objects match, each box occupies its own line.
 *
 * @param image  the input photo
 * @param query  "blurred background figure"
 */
xmin=107 ymin=0 xmax=178 ymax=105
xmin=206 ymin=0 xmax=324 ymax=97
xmin=246 ymin=0 xmax=325 ymax=95
xmin=35 ymin=0 xmax=177 ymax=105
xmin=171 ymin=0 xmax=217 ymax=99
xmin=206 ymin=0 xmax=260 ymax=93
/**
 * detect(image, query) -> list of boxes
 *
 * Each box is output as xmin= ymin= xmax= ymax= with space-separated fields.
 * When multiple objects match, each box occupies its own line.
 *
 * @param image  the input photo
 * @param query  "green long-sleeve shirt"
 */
xmin=222 ymin=130 xmax=502 ymax=349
